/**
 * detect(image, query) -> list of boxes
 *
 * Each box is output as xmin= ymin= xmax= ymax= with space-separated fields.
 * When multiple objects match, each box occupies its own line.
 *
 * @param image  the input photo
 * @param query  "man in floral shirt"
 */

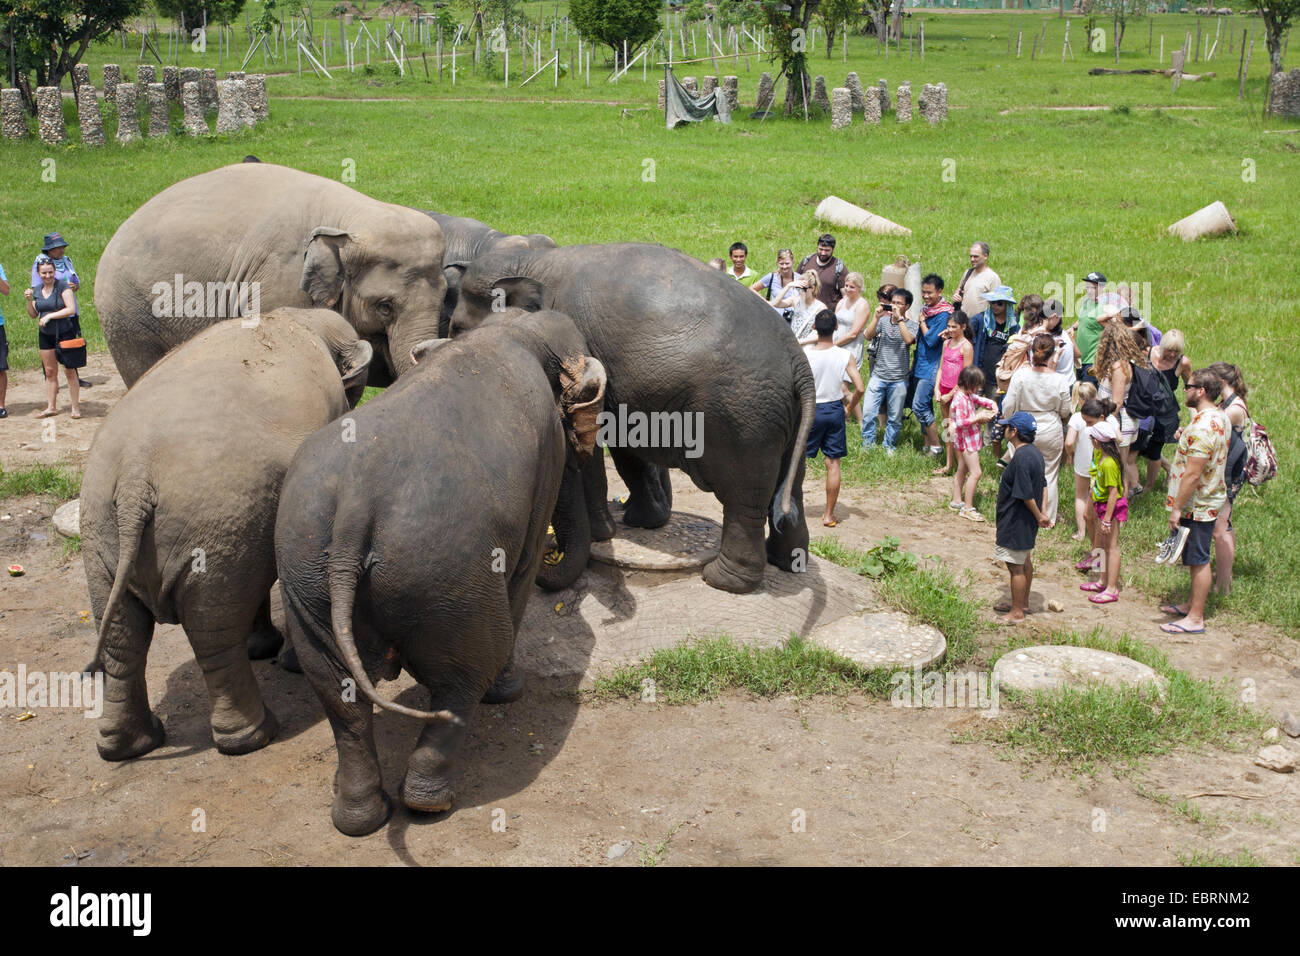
xmin=1161 ymin=368 xmax=1230 ymax=635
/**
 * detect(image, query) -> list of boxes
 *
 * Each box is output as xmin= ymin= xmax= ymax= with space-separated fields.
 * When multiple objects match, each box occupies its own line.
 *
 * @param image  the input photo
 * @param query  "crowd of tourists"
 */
xmin=715 ymin=234 xmax=1267 ymax=635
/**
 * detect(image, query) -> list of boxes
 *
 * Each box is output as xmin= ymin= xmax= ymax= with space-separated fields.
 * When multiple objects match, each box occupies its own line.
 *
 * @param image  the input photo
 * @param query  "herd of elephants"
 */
xmin=83 ymin=161 xmax=818 ymax=835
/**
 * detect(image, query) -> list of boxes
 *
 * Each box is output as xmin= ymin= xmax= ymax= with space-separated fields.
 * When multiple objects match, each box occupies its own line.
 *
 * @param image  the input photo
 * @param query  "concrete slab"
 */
xmin=993 ymin=645 xmax=1168 ymax=696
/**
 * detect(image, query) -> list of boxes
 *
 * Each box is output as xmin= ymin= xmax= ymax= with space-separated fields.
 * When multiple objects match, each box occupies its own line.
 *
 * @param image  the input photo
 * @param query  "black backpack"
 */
xmin=1125 ymin=360 xmax=1179 ymax=429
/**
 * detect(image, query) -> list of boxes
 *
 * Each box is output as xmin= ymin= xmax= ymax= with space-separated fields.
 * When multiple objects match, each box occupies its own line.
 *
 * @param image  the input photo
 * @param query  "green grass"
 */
xmin=0 ymin=464 xmax=82 ymax=501
xmin=588 ymin=633 xmax=895 ymax=704
xmin=1 ymin=7 xmax=1295 ymax=633
xmin=1176 ymin=847 xmax=1263 ymax=867
xmin=979 ymin=627 xmax=1269 ymax=774
xmin=60 ymin=534 xmax=82 ymax=561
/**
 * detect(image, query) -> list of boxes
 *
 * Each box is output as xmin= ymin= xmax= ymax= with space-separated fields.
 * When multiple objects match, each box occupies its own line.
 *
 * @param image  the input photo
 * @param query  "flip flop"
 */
xmin=1074 ymin=558 xmax=1095 ymax=571
xmin=1089 ymin=590 xmax=1119 ymax=604
xmin=992 ymin=602 xmax=1012 ymax=613
xmin=1079 ymin=581 xmax=1105 ymax=593
xmin=1160 ymin=622 xmax=1205 ymax=634
xmin=35 ymin=408 xmax=58 ymax=418
xmin=69 ymin=410 xmax=82 ymax=420
xmin=823 ymin=519 xmax=838 ymax=528
xmin=1159 ymin=603 xmax=1187 ymax=616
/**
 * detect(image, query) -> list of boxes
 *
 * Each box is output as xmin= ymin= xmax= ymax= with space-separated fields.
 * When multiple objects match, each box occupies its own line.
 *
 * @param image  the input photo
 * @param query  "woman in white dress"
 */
xmin=832 ymin=272 xmax=871 ymax=427
xmin=1001 ymin=333 xmax=1072 ymax=525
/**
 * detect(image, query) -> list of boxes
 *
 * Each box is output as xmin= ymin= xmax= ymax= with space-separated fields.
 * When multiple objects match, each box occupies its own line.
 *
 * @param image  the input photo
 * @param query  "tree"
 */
xmin=759 ymin=0 xmax=819 ymax=118
xmin=570 ymin=0 xmax=662 ymax=70
xmin=154 ymin=0 xmax=247 ymax=30
xmin=818 ymin=0 xmax=862 ymax=58
xmin=1248 ymin=0 xmax=1300 ymax=100
xmin=0 ymin=0 xmax=146 ymax=113
xmin=1094 ymin=0 xmax=1142 ymax=64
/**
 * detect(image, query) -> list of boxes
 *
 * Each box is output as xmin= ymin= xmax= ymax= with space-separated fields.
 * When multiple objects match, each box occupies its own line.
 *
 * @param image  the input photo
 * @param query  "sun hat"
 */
xmin=42 ymin=232 xmax=69 ymax=253
xmin=984 ymin=285 xmax=1017 ymax=305
xmin=998 ymin=411 xmax=1037 ymax=436
xmin=1089 ymin=421 xmax=1118 ymax=443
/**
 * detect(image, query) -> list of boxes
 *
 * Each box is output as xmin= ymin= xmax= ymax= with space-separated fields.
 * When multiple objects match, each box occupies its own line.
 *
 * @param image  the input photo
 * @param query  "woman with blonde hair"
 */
xmin=832 ymin=271 xmax=871 ymax=426
xmin=775 ymin=269 xmax=823 ymax=341
xmin=1001 ymin=333 xmax=1072 ymax=525
xmin=1092 ymin=318 xmax=1150 ymax=494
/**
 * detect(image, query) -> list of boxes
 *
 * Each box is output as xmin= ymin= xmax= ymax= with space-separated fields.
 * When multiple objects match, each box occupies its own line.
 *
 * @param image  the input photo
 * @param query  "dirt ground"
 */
xmin=1 ymin=358 xmax=1296 ymax=866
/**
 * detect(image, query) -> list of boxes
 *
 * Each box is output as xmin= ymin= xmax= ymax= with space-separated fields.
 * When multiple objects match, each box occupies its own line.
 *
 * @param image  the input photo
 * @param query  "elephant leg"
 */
xmin=481 ymin=651 xmax=523 ymax=704
xmin=611 ymin=448 xmax=672 ymax=529
xmin=536 ymin=465 xmax=591 ymax=592
xmin=96 ymin=591 xmax=166 ymax=762
xmin=187 ymin=623 xmax=279 ymax=755
xmin=766 ymin=452 xmax=810 ymax=573
xmin=703 ymin=500 xmax=768 ymax=594
xmin=285 ymin=606 xmax=389 ymax=836
xmin=583 ymin=446 xmax=616 ymax=541
xmin=245 ymin=593 xmax=284 ymax=660
xmin=400 ymin=679 xmax=482 ymax=814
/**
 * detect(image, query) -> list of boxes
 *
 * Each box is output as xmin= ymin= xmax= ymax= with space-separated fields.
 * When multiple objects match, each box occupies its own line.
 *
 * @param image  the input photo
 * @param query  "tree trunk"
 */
xmin=784 ymin=56 xmax=812 ymax=117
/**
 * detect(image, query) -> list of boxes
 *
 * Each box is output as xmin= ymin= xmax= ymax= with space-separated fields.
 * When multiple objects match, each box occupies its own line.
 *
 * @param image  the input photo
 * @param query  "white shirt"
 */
xmin=805 ymin=344 xmax=852 ymax=403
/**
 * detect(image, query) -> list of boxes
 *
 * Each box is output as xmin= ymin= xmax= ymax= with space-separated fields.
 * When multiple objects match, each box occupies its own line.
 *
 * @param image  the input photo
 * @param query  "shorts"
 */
xmin=911 ymin=375 xmax=936 ymax=427
xmin=806 ymin=400 xmax=847 ymax=460
xmin=1116 ymin=408 xmax=1137 ymax=447
xmin=994 ymin=544 xmax=1031 ymax=566
xmin=1093 ymin=497 xmax=1129 ymax=523
xmin=1179 ymin=516 xmax=1214 ymax=567
xmin=1139 ymin=424 xmax=1176 ymax=462
xmin=38 ymin=325 xmax=60 ymax=351
xmin=0 ymin=325 xmax=8 ymax=371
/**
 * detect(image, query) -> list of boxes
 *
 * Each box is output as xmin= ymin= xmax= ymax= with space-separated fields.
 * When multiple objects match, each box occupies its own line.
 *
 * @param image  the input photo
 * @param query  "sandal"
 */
xmin=932 ymin=466 xmax=953 ymax=477
xmin=961 ymin=508 xmax=985 ymax=522
xmin=992 ymin=601 xmax=1012 ymax=613
xmin=35 ymin=407 xmax=57 ymax=418
xmin=70 ymin=409 xmax=82 ymax=420
xmin=948 ymin=500 xmax=963 ymax=512
xmin=1079 ymin=581 xmax=1105 ymax=593
xmin=1074 ymin=557 xmax=1096 ymax=571
xmin=1089 ymin=590 xmax=1120 ymax=604
xmin=1159 ymin=603 xmax=1187 ymax=616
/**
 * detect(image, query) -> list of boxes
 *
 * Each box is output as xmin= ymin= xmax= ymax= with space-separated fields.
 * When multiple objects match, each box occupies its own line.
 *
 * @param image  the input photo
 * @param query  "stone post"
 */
xmin=896 ymin=81 xmax=912 ymax=122
xmin=136 ymin=63 xmax=156 ymax=96
xmin=701 ymin=75 xmax=717 ymax=98
xmin=878 ymin=78 xmax=891 ymax=113
xmin=182 ymin=81 xmax=208 ymax=135
xmin=73 ymin=64 xmax=91 ymax=89
xmin=246 ymin=74 xmax=269 ymax=121
xmin=722 ymin=75 xmax=739 ymax=112
xmin=682 ymin=76 xmax=698 ymax=96
xmin=863 ymin=84 xmax=882 ymax=124
xmin=201 ymin=68 xmax=219 ymax=114
xmin=77 ymin=85 xmax=105 ymax=146
xmin=845 ymin=72 xmax=866 ymax=113
xmin=180 ymin=67 xmax=201 ymax=98
xmin=216 ymin=79 xmax=242 ymax=133
xmin=233 ymin=80 xmax=253 ymax=129
xmin=226 ymin=70 xmax=246 ymax=82
xmin=116 ymin=84 xmax=141 ymax=143
xmin=163 ymin=65 xmax=181 ymax=103
xmin=147 ymin=82 xmax=168 ymax=137
xmin=831 ymin=87 xmax=851 ymax=129
xmin=2 ymin=88 xmax=27 ymax=140
xmin=813 ymin=75 xmax=831 ymax=112
xmin=756 ymin=72 xmax=774 ymax=111
xmin=657 ymin=79 xmax=666 ymax=111
xmin=36 ymin=86 xmax=68 ymax=145
xmin=103 ymin=64 xmax=121 ymax=104
xmin=1267 ymin=69 xmax=1300 ymax=117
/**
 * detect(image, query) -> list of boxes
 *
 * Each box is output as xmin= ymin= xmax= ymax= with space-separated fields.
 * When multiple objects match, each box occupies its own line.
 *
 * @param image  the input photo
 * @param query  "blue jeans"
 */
xmin=911 ymin=375 xmax=936 ymax=428
xmin=862 ymin=375 xmax=907 ymax=449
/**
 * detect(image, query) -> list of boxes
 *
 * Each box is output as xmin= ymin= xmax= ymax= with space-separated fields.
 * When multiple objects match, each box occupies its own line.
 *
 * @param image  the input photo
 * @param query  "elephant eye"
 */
xmin=374 ymin=299 xmax=394 ymax=318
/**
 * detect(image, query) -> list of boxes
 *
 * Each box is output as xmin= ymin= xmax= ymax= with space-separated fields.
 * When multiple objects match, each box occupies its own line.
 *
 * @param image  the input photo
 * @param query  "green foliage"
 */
xmin=0 ymin=464 xmax=82 ymax=502
xmin=819 ymin=0 xmax=861 ymax=56
xmin=570 ymin=0 xmax=661 ymax=67
xmin=253 ymin=0 xmax=279 ymax=36
xmin=758 ymin=0 xmax=818 ymax=115
xmin=1176 ymin=847 xmax=1263 ymax=867
xmin=154 ymin=0 xmax=248 ymax=28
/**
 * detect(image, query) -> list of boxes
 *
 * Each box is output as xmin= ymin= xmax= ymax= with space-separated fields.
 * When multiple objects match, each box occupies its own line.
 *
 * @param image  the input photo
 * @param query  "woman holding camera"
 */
xmin=774 ymin=270 xmax=823 ymax=342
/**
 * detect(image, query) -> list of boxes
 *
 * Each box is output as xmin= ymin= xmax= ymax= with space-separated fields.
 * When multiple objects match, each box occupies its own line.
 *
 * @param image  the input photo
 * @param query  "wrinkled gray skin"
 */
xmin=450 ymin=243 xmax=816 ymax=594
xmin=415 ymin=210 xmax=556 ymax=337
xmin=96 ymin=162 xmax=446 ymax=388
xmin=274 ymin=310 xmax=605 ymax=836
xmin=80 ymin=309 xmax=372 ymax=761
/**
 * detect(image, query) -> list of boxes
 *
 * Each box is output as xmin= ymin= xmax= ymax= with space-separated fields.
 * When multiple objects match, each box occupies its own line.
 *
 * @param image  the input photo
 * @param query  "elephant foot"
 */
xmin=589 ymin=510 xmax=617 ymax=542
xmin=702 ymin=553 xmax=764 ymax=594
xmin=97 ymin=712 xmax=166 ymax=762
xmin=213 ymin=706 xmax=279 ymax=756
xmin=331 ymin=779 xmax=392 ymax=837
xmin=481 ymin=661 xmax=524 ymax=705
xmin=400 ymin=772 xmax=455 ymax=815
xmin=246 ymin=624 xmax=284 ymax=660
xmin=622 ymin=497 xmax=671 ymax=529
xmin=277 ymin=644 xmax=302 ymax=673
xmin=766 ymin=536 xmax=808 ymax=573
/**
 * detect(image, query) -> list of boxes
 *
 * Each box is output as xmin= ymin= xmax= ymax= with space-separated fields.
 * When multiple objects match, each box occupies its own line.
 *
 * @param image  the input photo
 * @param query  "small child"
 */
xmin=1064 ymin=383 xmax=1099 ymax=541
xmin=804 ymin=309 xmax=864 ymax=527
xmin=1081 ymin=419 xmax=1125 ymax=604
xmin=933 ymin=312 xmax=972 ymax=477
xmin=948 ymin=366 xmax=997 ymax=521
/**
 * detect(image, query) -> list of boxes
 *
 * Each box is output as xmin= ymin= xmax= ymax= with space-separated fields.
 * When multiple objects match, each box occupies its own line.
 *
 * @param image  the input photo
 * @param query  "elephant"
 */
xmin=415 ymin=209 xmax=556 ymax=337
xmin=449 ymin=242 xmax=816 ymax=595
xmin=95 ymin=162 xmax=446 ymax=388
xmin=80 ymin=308 xmax=372 ymax=761
xmin=274 ymin=309 xmax=605 ymax=836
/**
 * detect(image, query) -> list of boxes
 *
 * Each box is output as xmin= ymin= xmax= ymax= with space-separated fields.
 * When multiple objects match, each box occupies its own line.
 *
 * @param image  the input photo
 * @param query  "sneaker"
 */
xmin=1155 ymin=526 xmax=1190 ymax=565
xmin=0 ymin=407 xmax=7 ymax=419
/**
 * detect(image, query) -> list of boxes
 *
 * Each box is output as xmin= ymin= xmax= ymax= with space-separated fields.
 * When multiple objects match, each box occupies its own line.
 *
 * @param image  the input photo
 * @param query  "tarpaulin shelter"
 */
xmin=664 ymin=67 xmax=731 ymax=129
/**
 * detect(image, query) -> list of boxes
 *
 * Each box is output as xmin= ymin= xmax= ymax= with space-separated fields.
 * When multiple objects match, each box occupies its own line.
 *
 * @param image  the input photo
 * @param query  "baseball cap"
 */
xmin=1089 ymin=421 xmax=1118 ymax=443
xmin=1084 ymin=271 xmax=1106 ymax=284
xmin=998 ymin=411 xmax=1037 ymax=436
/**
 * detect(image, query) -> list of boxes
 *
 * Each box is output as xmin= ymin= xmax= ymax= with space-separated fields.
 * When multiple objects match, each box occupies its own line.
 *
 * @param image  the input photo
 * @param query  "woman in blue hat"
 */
xmin=31 ymin=233 xmax=91 ymax=389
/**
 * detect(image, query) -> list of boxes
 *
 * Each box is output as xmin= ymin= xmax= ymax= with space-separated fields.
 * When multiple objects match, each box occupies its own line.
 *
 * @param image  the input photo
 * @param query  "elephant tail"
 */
xmin=327 ymin=537 xmax=465 ymax=725
xmin=772 ymin=351 xmax=817 ymax=530
xmin=85 ymin=481 xmax=155 ymax=675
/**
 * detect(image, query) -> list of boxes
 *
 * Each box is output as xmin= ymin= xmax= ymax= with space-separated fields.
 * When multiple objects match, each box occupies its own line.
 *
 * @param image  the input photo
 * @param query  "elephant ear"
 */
xmin=341 ymin=339 xmax=373 ymax=388
xmin=494 ymin=275 xmax=551 ymax=313
xmin=409 ymin=337 xmax=450 ymax=366
xmin=301 ymin=227 xmax=352 ymax=310
xmin=559 ymin=356 xmax=607 ymax=462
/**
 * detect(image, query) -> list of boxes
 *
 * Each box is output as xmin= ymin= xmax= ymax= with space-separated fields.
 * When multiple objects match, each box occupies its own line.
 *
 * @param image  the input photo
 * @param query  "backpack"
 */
xmin=1241 ymin=416 xmax=1277 ymax=486
xmin=1125 ymin=360 xmax=1179 ymax=430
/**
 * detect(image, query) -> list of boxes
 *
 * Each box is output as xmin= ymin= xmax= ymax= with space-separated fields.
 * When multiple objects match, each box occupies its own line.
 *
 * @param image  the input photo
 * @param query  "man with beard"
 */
xmin=797 ymin=234 xmax=846 ymax=311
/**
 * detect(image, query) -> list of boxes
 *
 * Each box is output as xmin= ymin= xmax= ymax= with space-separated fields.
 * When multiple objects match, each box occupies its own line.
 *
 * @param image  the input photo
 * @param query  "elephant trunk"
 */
xmin=772 ymin=354 xmax=817 ymax=531
xmin=327 ymin=543 xmax=464 ymax=724
xmin=536 ymin=466 xmax=591 ymax=591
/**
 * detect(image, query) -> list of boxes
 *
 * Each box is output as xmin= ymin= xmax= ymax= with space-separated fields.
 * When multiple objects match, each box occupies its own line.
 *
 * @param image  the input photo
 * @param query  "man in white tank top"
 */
xmin=805 ymin=309 xmax=865 ymax=527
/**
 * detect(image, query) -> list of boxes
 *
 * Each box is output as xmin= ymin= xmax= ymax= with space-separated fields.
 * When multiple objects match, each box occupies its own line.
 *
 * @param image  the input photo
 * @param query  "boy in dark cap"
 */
xmin=994 ymin=411 xmax=1050 ymax=622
